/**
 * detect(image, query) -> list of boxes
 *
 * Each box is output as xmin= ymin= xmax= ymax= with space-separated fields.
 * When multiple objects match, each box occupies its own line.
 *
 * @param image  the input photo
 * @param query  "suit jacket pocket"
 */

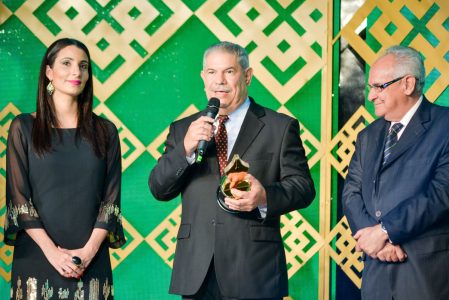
xmin=177 ymin=224 xmax=191 ymax=239
xmin=249 ymin=225 xmax=281 ymax=242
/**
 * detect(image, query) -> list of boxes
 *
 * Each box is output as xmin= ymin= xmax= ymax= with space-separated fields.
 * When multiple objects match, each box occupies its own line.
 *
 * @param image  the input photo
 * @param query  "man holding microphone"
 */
xmin=150 ymin=41 xmax=315 ymax=299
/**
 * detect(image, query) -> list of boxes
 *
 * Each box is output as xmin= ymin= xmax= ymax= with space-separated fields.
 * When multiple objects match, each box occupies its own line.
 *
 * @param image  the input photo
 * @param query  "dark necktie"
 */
xmin=215 ymin=115 xmax=229 ymax=175
xmin=383 ymin=123 xmax=403 ymax=165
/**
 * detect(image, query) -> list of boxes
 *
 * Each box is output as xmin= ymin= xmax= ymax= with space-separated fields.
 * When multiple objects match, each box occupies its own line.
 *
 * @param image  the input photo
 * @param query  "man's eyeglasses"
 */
xmin=367 ymin=76 xmax=406 ymax=93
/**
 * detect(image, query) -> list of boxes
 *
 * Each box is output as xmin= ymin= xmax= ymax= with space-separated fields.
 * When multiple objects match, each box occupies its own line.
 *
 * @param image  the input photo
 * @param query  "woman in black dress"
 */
xmin=4 ymin=38 xmax=125 ymax=299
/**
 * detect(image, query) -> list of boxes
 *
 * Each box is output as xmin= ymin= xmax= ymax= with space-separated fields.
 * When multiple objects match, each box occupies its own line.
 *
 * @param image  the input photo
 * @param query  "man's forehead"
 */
xmin=369 ymin=56 xmax=395 ymax=80
xmin=204 ymin=51 xmax=239 ymax=69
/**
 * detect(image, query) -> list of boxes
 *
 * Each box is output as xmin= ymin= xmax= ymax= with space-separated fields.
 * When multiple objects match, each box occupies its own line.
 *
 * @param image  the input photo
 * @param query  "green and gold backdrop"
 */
xmin=0 ymin=0 xmax=448 ymax=299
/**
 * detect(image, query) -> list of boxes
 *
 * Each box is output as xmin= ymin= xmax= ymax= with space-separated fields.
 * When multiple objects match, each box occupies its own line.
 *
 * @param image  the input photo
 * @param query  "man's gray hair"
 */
xmin=203 ymin=41 xmax=249 ymax=70
xmin=382 ymin=45 xmax=425 ymax=94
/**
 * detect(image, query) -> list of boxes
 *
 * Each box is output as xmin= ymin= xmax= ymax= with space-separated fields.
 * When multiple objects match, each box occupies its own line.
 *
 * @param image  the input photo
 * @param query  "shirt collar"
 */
xmin=392 ymin=95 xmax=423 ymax=128
xmin=227 ymin=97 xmax=250 ymax=122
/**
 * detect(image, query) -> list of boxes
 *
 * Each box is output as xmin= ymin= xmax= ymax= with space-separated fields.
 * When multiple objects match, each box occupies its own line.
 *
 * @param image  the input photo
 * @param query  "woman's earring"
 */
xmin=47 ymin=81 xmax=55 ymax=96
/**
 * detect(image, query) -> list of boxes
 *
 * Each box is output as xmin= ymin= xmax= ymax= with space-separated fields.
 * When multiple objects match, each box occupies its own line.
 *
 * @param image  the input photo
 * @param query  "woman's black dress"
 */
xmin=4 ymin=114 xmax=125 ymax=300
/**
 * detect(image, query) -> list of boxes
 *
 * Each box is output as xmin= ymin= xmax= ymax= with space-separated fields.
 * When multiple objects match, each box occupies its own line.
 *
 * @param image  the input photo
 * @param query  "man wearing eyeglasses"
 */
xmin=343 ymin=45 xmax=449 ymax=300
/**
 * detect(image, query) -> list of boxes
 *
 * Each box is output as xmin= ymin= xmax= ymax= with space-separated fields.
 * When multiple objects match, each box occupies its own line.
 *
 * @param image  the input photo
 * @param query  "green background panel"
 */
xmin=2 ymin=1 xmax=449 ymax=299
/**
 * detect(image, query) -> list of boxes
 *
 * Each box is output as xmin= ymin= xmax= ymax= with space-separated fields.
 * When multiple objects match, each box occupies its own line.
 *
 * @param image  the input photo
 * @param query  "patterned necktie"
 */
xmin=215 ymin=115 xmax=229 ymax=175
xmin=383 ymin=122 xmax=403 ymax=165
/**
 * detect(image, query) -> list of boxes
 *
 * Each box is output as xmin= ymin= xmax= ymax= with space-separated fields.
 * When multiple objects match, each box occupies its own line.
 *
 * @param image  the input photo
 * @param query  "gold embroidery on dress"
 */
xmin=41 ymin=280 xmax=53 ymax=300
xmin=88 ymin=278 xmax=99 ymax=300
xmin=7 ymin=199 xmax=39 ymax=229
xmin=58 ymin=288 xmax=69 ymax=299
xmin=102 ymin=278 xmax=111 ymax=300
xmin=98 ymin=203 xmax=121 ymax=224
xmin=15 ymin=276 xmax=23 ymax=300
xmin=74 ymin=280 xmax=84 ymax=300
xmin=26 ymin=277 xmax=37 ymax=300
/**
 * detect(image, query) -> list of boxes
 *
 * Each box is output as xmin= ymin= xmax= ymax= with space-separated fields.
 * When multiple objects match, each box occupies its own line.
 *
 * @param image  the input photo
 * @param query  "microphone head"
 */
xmin=207 ymin=97 xmax=220 ymax=115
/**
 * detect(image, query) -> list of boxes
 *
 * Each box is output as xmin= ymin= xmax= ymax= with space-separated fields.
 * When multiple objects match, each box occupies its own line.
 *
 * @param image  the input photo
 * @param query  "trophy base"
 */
xmin=216 ymin=187 xmax=239 ymax=214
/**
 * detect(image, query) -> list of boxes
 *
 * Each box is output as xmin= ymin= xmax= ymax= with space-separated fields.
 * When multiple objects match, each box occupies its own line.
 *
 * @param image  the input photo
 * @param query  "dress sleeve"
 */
xmin=4 ymin=116 xmax=43 ymax=246
xmin=94 ymin=122 xmax=126 ymax=248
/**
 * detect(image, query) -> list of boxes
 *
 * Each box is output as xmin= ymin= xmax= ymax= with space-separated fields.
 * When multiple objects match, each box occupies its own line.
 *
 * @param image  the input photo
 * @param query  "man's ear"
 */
xmin=403 ymin=76 xmax=417 ymax=96
xmin=245 ymin=67 xmax=253 ymax=86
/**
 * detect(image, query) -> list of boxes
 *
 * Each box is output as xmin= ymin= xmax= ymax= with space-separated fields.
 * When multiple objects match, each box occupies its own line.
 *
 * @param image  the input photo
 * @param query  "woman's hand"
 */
xmin=46 ymin=246 xmax=84 ymax=278
xmin=58 ymin=228 xmax=108 ymax=277
xmin=57 ymin=245 xmax=96 ymax=274
xmin=25 ymin=228 xmax=83 ymax=278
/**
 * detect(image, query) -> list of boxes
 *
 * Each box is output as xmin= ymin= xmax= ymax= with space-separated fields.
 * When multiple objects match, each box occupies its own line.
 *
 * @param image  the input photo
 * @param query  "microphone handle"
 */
xmin=196 ymin=112 xmax=216 ymax=163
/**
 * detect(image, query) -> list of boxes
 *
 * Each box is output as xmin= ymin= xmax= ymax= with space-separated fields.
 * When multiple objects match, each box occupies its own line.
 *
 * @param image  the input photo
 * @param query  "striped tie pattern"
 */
xmin=383 ymin=123 xmax=403 ymax=165
xmin=215 ymin=115 xmax=229 ymax=175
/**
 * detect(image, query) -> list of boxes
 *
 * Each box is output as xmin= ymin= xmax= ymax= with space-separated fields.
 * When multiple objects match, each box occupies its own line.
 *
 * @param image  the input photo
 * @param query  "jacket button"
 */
xmin=176 ymin=168 xmax=183 ymax=176
xmin=375 ymin=210 xmax=381 ymax=218
xmin=211 ymin=219 xmax=216 ymax=226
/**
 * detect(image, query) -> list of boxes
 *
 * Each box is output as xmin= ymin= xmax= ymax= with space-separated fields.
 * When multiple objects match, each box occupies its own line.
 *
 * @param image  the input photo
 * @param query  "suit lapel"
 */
xmin=373 ymin=120 xmax=389 ymax=174
xmin=229 ymin=99 xmax=265 ymax=159
xmin=382 ymin=98 xmax=430 ymax=169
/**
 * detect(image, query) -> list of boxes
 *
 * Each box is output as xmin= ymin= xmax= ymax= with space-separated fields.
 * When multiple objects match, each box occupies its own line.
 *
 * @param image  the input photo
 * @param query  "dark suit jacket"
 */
xmin=343 ymin=99 xmax=449 ymax=300
xmin=149 ymin=99 xmax=315 ymax=298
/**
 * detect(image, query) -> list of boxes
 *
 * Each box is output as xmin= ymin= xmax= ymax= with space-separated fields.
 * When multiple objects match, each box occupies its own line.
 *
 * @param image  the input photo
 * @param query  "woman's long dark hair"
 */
xmin=33 ymin=38 xmax=108 ymax=158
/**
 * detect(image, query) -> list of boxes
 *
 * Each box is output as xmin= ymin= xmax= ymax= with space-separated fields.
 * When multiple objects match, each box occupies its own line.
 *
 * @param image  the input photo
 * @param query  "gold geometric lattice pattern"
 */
xmin=196 ymin=0 xmax=326 ymax=104
xmin=15 ymin=0 xmax=193 ymax=102
xmin=0 ymin=103 xmax=22 ymax=175
xmin=146 ymin=205 xmax=182 ymax=268
xmin=0 ymin=176 xmax=13 ymax=282
xmin=281 ymin=211 xmax=324 ymax=278
xmin=329 ymin=106 xmax=375 ymax=178
xmin=110 ymin=217 xmax=143 ymax=270
xmin=277 ymin=106 xmax=322 ymax=169
xmin=94 ymin=103 xmax=145 ymax=172
xmin=0 ymin=2 xmax=12 ymax=25
xmin=326 ymin=216 xmax=363 ymax=288
xmin=0 ymin=103 xmax=21 ymax=281
xmin=147 ymin=104 xmax=200 ymax=161
xmin=341 ymin=0 xmax=449 ymax=101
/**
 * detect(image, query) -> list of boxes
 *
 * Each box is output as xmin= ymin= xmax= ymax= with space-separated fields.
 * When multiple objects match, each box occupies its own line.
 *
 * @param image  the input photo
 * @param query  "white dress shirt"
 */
xmin=390 ymin=95 xmax=423 ymax=139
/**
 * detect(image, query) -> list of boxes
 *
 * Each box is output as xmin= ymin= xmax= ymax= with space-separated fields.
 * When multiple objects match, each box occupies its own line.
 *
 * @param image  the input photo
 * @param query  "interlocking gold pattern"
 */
xmin=0 ymin=103 xmax=21 ymax=175
xmin=277 ymin=106 xmax=322 ymax=169
xmin=109 ymin=217 xmax=143 ymax=270
xmin=0 ymin=103 xmax=20 ymax=281
xmin=94 ymin=103 xmax=145 ymax=171
xmin=326 ymin=216 xmax=363 ymax=288
xmin=146 ymin=205 xmax=181 ymax=268
xmin=281 ymin=211 xmax=324 ymax=278
xmin=0 ymin=184 xmax=13 ymax=281
xmin=341 ymin=0 xmax=449 ymax=101
xmin=146 ymin=105 xmax=200 ymax=161
xmin=15 ymin=0 xmax=193 ymax=102
xmin=0 ymin=2 xmax=12 ymax=25
xmin=329 ymin=106 xmax=375 ymax=178
xmin=196 ymin=0 xmax=326 ymax=104
xmin=1 ymin=0 xmax=447 ymax=295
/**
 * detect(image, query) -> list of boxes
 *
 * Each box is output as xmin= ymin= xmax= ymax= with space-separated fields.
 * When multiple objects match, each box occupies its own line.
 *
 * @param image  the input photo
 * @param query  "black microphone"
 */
xmin=196 ymin=97 xmax=220 ymax=163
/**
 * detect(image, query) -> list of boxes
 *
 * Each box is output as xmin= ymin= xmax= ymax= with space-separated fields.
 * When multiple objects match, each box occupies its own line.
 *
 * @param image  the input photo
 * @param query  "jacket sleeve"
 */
xmin=264 ymin=119 xmax=315 ymax=219
xmin=149 ymin=122 xmax=193 ymax=201
xmin=342 ymin=132 xmax=378 ymax=233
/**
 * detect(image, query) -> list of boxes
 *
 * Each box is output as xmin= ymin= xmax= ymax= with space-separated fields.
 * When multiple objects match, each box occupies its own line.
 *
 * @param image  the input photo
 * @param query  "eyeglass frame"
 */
xmin=367 ymin=75 xmax=409 ymax=93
